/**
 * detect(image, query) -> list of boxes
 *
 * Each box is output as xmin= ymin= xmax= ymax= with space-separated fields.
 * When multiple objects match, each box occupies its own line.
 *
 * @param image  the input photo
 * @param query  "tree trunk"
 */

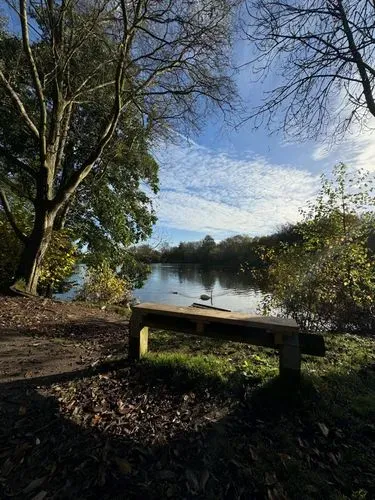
xmin=15 ymin=206 xmax=55 ymax=295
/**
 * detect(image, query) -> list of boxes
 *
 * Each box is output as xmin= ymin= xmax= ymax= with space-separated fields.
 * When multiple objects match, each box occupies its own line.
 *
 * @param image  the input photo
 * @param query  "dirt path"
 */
xmin=0 ymin=296 xmax=129 ymax=382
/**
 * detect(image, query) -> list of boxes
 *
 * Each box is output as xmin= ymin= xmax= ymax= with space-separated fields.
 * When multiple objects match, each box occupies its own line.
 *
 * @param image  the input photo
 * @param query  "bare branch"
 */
xmin=243 ymin=0 xmax=375 ymax=139
xmin=19 ymin=0 xmax=47 ymax=155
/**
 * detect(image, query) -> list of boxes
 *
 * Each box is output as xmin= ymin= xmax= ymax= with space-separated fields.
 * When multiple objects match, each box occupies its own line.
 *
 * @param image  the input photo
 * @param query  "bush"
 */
xmin=0 ymin=217 xmax=23 ymax=289
xmin=0 ymin=198 xmax=32 ymax=289
xmin=262 ymin=164 xmax=375 ymax=333
xmin=39 ymin=230 xmax=78 ymax=297
xmin=0 ymin=199 xmax=78 ymax=295
xmin=78 ymin=261 xmax=131 ymax=305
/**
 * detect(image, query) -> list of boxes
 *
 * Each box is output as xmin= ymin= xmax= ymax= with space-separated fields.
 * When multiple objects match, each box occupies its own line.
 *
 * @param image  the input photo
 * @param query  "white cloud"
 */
xmin=153 ymin=137 xmax=319 ymax=237
xmin=312 ymin=117 xmax=375 ymax=171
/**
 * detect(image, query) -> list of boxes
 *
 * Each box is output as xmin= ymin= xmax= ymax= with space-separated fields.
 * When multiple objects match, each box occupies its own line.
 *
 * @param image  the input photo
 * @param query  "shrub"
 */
xmin=78 ymin=261 xmax=131 ymax=305
xmin=0 ymin=199 xmax=78 ymax=295
xmin=39 ymin=230 xmax=78 ymax=297
xmin=262 ymin=164 xmax=375 ymax=333
xmin=0 ymin=198 xmax=32 ymax=289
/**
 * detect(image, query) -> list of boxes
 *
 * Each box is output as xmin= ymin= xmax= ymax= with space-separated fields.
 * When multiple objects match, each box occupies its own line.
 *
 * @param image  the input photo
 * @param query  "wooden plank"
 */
xmin=138 ymin=313 xmax=325 ymax=356
xmin=190 ymin=303 xmax=231 ymax=312
xmin=132 ymin=302 xmax=299 ymax=333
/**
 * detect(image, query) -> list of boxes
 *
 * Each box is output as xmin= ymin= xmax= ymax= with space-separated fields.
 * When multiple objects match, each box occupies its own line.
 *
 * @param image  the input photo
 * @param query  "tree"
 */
xmin=0 ymin=0 xmax=240 ymax=294
xmin=64 ymin=111 xmax=159 ymax=284
xmin=198 ymin=235 xmax=216 ymax=264
xmin=262 ymin=164 xmax=375 ymax=332
xmin=243 ymin=0 xmax=375 ymax=140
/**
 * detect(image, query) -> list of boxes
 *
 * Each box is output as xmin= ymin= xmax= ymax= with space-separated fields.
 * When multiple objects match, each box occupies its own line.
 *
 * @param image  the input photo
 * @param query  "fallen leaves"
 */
xmin=318 ymin=422 xmax=330 ymax=437
xmin=23 ymin=477 xmax=46 ymax=495
xmin=1 ymin=295 xmax=375 ymax=499
xmin=114 ymin=457 xmax=132 ymax=475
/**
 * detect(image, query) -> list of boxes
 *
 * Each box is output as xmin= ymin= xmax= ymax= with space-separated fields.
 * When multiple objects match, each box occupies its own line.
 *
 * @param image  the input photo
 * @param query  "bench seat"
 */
xmin=128 ymin=302 xmax=326 ymax=382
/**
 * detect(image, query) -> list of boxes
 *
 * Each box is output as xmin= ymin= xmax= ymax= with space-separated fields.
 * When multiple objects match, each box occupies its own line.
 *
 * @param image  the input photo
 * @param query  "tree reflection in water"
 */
xmin=134 ymin=264 xmax=266 ymax=314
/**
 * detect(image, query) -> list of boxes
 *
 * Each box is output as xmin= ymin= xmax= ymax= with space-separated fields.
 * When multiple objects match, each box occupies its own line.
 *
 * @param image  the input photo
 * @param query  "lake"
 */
xmin=57 ymin=263 xmax=267 ymax=314
xmin=133 ymin=264 xmax=266 ymax=313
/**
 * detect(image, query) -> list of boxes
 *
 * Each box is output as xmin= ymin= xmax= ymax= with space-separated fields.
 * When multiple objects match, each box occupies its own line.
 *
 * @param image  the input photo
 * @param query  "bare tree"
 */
xmin=243 ymin=0 xmax=375 ymax=140
xmin=0 ymin=0 xmax=240 ymax=294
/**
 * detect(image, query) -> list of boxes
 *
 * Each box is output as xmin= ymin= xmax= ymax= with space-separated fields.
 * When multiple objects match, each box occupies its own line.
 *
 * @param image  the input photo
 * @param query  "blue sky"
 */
xmin=150 ymin=39 xmax=375 ymax=246
xmin=3 ymin=4 xmax=374 ymax=246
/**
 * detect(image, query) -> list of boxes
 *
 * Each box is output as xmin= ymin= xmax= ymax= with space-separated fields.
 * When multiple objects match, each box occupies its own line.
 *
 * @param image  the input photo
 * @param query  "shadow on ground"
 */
xmin=1 ymin=354 xmax=374 ymax=500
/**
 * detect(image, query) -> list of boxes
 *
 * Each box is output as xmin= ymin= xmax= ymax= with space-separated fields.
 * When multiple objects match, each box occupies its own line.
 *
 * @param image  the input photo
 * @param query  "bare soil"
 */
xmin=0 ymin=295 xmax=128 ymax=382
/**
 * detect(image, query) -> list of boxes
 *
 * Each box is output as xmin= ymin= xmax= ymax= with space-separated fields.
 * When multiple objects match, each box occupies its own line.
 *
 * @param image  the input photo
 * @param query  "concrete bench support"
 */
xmin=279 ymin=333 xmax=302 ymax=382
xmin=129 ymin=313 xmax=149 ymax=360
xmin=128 ymin=303 xmax=325 ymax=383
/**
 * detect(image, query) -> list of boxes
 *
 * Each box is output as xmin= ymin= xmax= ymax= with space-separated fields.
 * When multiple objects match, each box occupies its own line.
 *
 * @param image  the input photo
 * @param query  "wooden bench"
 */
xmin=128 ymin=303 xmax=326 ymax=382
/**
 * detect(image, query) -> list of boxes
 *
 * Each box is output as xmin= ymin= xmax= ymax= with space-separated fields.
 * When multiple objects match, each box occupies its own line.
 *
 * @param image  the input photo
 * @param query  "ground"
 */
xmin=0 ymin=295 xmax=374 ymax=499
xmin=0 ymin=295 xmax=128 ymax=382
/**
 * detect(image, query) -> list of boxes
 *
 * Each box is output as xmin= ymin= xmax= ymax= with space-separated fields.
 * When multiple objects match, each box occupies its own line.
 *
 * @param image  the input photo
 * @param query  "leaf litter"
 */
xmin=0 ymin=296 xmax=375 ymax=499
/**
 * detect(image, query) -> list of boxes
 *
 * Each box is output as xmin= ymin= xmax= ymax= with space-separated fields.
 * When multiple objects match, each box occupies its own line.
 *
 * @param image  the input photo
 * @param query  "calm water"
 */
xmin=57 ymin=263 xmax=267 ymax=314
xmin=133 ymin=264 xmax=266 ymax=313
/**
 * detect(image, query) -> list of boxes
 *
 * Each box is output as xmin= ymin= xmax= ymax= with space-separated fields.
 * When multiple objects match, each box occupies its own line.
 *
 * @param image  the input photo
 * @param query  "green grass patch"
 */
xmin=141 ymin=352 xmax=235 ymax=391
xmin=144 ymin=330 xmax=280 ymax=391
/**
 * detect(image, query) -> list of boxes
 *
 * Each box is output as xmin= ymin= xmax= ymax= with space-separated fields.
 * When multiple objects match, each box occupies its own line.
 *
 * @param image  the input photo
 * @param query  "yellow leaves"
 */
xmin=114 ymin=457 xmax=132 ymax=475
xmin=39 ymin=230 xmax=78 ymax=292
xmin=78 ymin=261 xmax=131 ymax=305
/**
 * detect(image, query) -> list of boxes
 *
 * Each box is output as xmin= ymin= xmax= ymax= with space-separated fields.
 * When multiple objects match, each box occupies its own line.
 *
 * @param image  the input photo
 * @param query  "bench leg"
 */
xmin=129 ymin=313 xmax=149 ymax=360
xmin=279 ymin=333 xmax=301 ymax=383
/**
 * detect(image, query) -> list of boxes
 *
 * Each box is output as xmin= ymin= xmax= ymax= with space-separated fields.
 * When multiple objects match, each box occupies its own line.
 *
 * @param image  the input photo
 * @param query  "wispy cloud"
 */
xmin=312 ymin=116 xmax=375 ymax=171
xmin=153 ymin=137 xmax=319 ymax=238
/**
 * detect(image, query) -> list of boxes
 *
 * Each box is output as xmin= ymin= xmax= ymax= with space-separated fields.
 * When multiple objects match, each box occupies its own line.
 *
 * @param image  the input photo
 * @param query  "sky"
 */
xmin=3 ymin=3 xmax=375 ymax=246
xmin=149 ymin=38 xmax=375 ymax=246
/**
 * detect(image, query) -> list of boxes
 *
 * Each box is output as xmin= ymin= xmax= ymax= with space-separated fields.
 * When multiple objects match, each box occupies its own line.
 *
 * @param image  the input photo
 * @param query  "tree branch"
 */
xmin=337 ymin=0 xmax=375 ymax=117
xmin=0 ymin=188 xmax=28 ymax=243
xmin=20 ymin=0 xmax=47 ymax=156
xmin=0 ymin=145 xmax=37 ymax=180
xmin=0 ymin=69 xmax=40 ymax=139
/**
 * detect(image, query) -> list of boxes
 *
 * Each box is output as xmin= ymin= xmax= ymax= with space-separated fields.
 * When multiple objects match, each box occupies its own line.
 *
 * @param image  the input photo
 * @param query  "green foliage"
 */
xmin=262 ymin=164 xmax=375 ymax=332
xmin=78 ymin=261 xmax=131 ymax=305
xmin=67 ymin=114 xmax=159 ymax=280
xmin=0 ymin=194 xmax=78 ymax=294
xmin=0 ymin=197 xmax=31 ymax=288
xmin=152 ymin=228 xmax=301 ymax=270
xmin=39 ymin=230 xmax=78 ymax=297
xmin=0 ymin=218 xmax=23 ymax=289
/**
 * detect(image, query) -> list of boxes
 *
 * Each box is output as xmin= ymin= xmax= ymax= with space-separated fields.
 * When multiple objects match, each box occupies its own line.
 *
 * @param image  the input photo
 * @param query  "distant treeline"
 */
xmin=132 ymin=218 xmax=375 ymax=270
xmin=131 ymin=225 xmax=303 ymax=269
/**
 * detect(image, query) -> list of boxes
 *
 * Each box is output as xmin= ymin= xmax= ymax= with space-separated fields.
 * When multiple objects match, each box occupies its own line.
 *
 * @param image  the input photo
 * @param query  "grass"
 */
xmin=146 ymin=328 xmax=375 ymax=380
xmin=139 ymin=329 xmax=375 ymax=499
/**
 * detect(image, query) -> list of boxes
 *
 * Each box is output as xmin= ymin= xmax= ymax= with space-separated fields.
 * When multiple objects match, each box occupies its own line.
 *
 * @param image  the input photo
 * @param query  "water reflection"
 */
xmin=133 ymin=264 xmax=266 ymax=314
